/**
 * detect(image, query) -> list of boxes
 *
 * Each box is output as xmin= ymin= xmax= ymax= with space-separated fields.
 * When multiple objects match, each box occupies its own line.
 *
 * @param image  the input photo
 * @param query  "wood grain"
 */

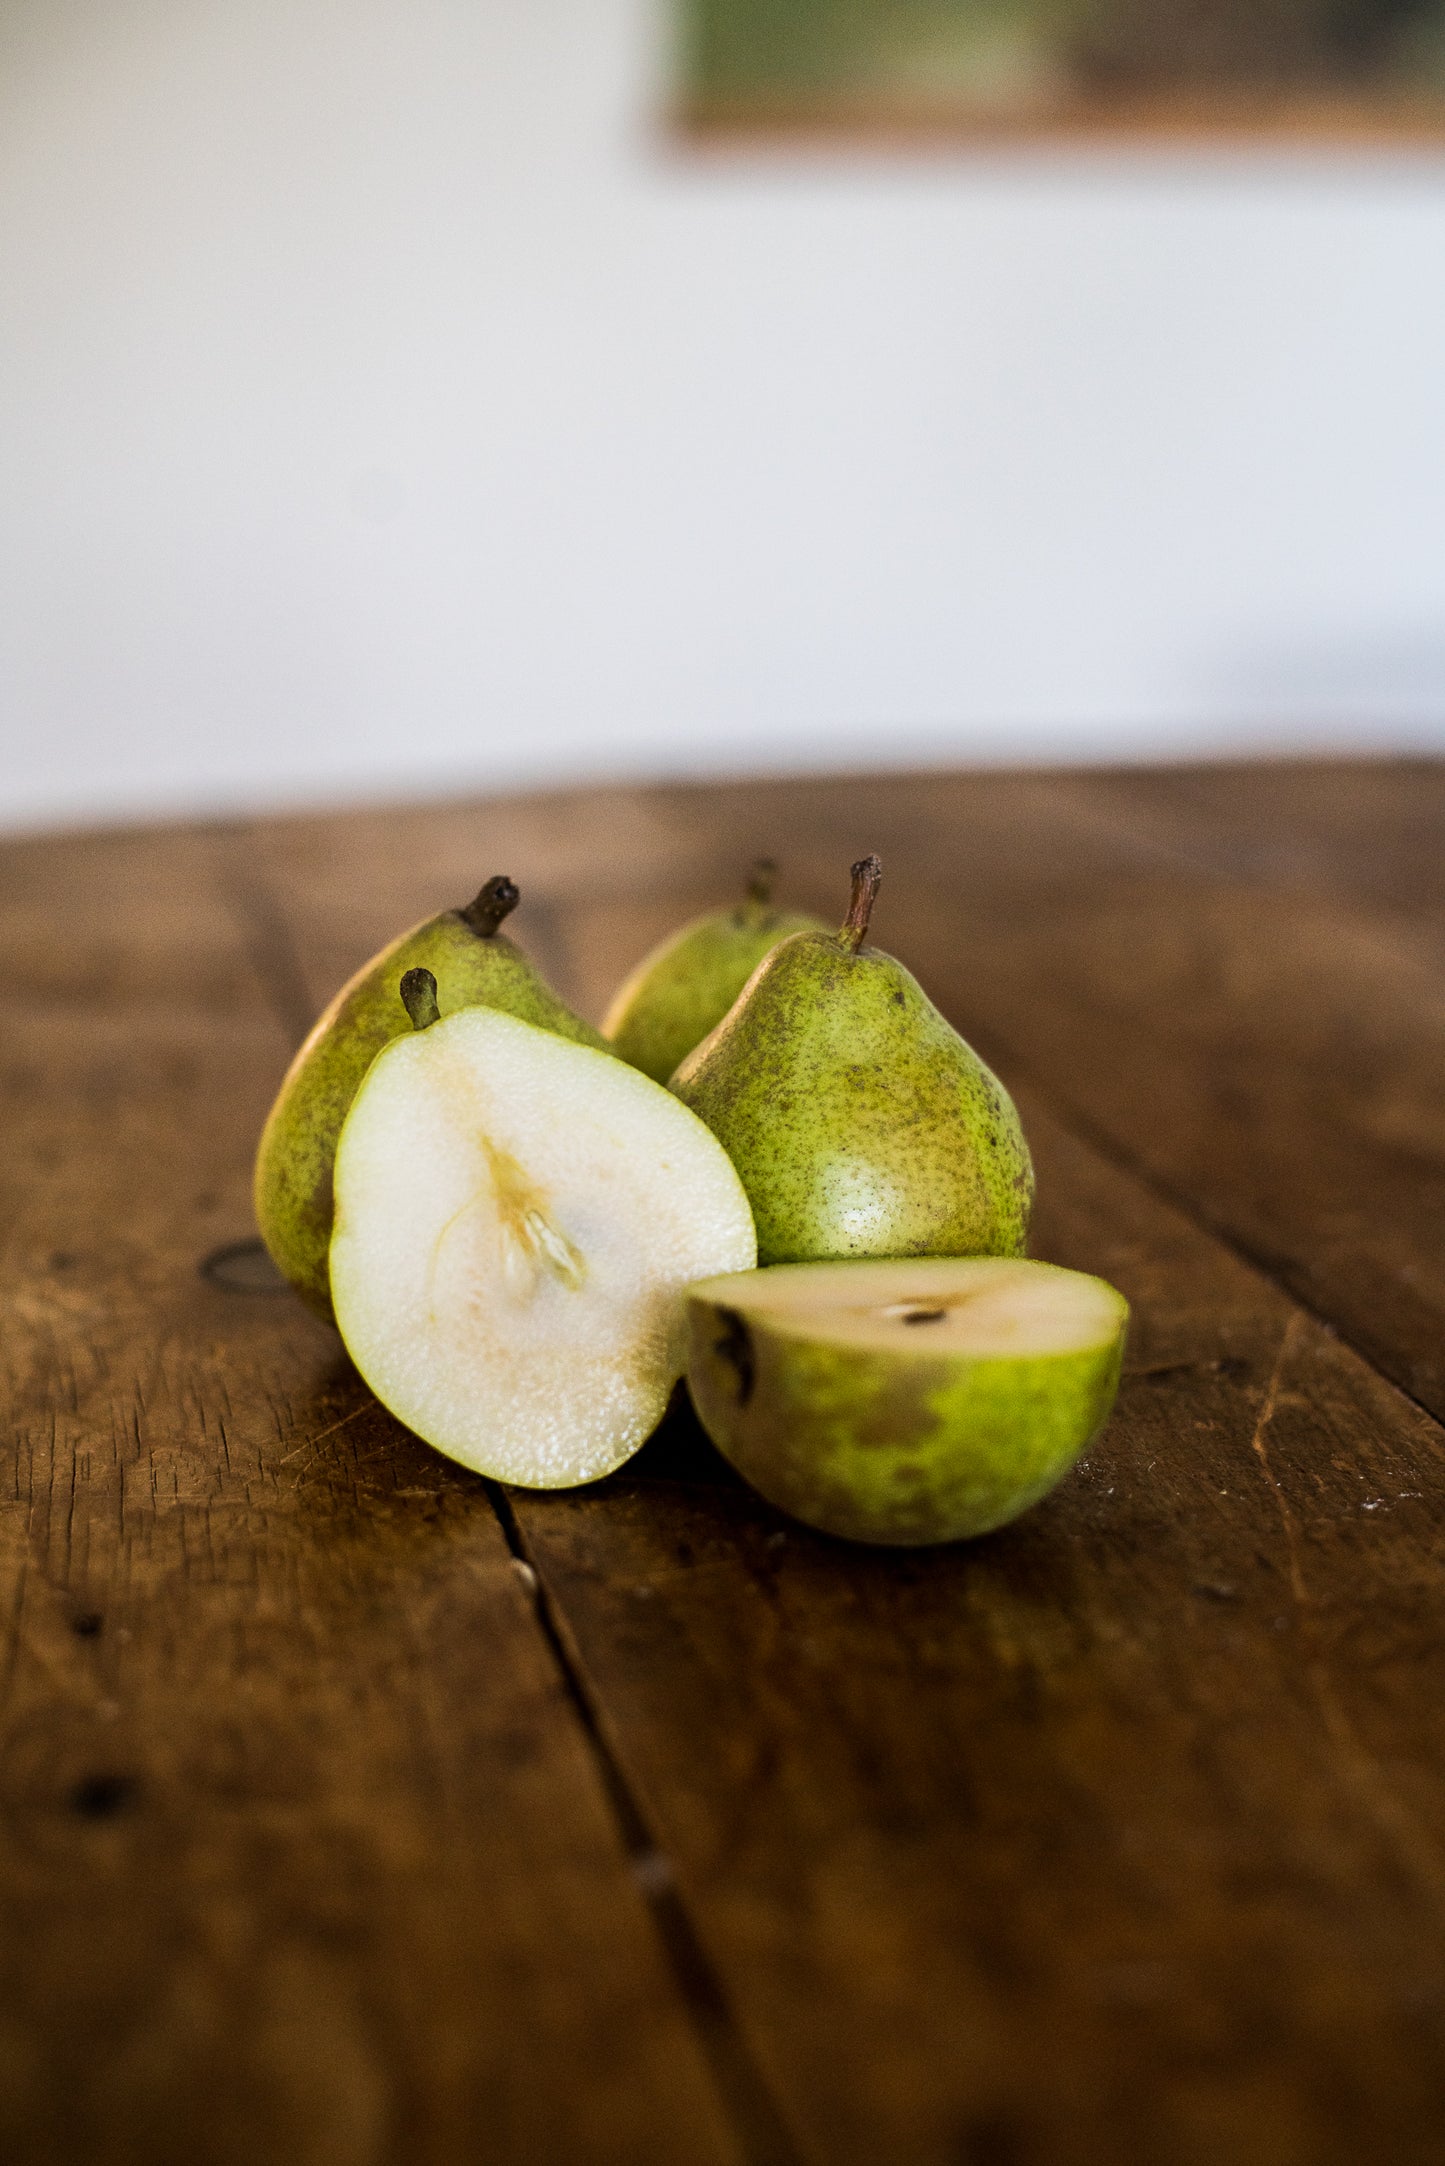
xmin=1081 ymin=759 xmax=1445 ymax=929
xmin=0 ymin=825 xmax=745 ymax=2166
xmin=10 ymin=764 xmax=1445 ymax=2164
xmin=245 ymin=777 xmax=1445 ymax=2165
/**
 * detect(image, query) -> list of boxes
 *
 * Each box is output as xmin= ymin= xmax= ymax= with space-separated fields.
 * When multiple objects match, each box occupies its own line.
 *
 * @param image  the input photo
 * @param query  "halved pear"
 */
xmin=330 ymin=1002 xmax=756 ymax=1486
xmin=686 ymin=1257 xmax=1127 ymax=1545
xmin=255 ymin=875 xmax=605 ymax=1321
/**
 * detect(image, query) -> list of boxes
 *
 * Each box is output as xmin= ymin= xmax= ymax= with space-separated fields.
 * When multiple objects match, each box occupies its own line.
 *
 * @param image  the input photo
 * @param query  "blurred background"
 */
xmin=2 ymin=0 xmax=1445 ymax=834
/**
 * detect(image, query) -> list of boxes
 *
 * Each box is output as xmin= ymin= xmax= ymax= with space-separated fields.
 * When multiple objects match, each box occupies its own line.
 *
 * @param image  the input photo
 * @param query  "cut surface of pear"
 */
xmin=604 ymin=861 xmax=826 ymax=1084
xmin=330 ymin=1005 xmax=756 ymax=1487
xmin=671 ymin=857 xmax=1033 ymax=1267
xmin=254 ymin=877 xmax=605 ymax=1321
xmin=687 ymin=1257 xmax=1126 ymax=1546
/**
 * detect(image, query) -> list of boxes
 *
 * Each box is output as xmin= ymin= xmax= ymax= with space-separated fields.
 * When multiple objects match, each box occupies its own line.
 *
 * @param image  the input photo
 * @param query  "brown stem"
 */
xmin=457 ymin=875 xmax=520 ymax=938
xmin=400 ymin=968 xmax=441 ymax=1031
xmin=839 ymin=855 xmax=882 ymax=952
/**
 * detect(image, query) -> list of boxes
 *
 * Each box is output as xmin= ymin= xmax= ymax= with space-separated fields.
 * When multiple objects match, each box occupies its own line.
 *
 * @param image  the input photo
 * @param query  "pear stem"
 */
xmin=840 ymin=855 xmax=882 ymax=952
xmin=746 ymin=857 xmax=776 ymax=909
xmin=400 ymin=968 xmax=441 ymax=1031
xmin=457 ymin=875 xmax=520 ymax=938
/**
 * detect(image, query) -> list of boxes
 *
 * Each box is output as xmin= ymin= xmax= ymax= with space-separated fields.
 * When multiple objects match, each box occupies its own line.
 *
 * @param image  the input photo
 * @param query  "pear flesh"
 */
xmin=330 ymin=1005 xmax=757 ymax=1487
xmin=687 ymin=1257 xmax=1126 ymax=1545
xmin=254 ymin=878 xmax=605 ymax=1320
xmin=604 ymin=862 xmax=826 ymax=1085
xmin=670 ymin=859 xmax=1033 ymax=1267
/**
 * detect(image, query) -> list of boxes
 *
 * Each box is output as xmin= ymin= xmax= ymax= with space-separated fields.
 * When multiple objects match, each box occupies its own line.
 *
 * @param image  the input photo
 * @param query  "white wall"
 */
xmin=3 ymin=0 xmax=1445 ymax=830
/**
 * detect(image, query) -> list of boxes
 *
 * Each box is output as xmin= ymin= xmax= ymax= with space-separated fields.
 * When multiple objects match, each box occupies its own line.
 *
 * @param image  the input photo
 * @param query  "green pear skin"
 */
xmin=604 ymin=861 xmax=826 ymax=1084
xmin=686 ymin=1267 xmax=1126 ymax=1545
xmin=254 ymin=878 xmax=605 ymax=1320
xmin=670 ymin=857 xmax=1033 ymax=1267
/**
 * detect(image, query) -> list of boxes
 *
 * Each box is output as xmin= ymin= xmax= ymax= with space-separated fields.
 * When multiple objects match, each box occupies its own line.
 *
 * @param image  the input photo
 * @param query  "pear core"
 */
xmin=686 ymin=1258 xmax=1127 ymax=1546
xmin=329 ymin=1007 xmax=756 ymax=1487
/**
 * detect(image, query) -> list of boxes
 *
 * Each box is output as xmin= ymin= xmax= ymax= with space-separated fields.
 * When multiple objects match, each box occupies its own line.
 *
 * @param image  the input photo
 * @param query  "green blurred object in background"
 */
xmin=679 ymin=0 xmax=1445 ymax=131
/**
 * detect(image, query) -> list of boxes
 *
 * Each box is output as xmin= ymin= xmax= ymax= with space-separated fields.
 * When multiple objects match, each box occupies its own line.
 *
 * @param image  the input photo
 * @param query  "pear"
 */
xmin=603 ymin=860 xmax=827 ymax=1084
xmin=329 ymin=972 xmax=756 ymax=1485
xmin=687 ymin=1257 xmax=1126 ymax=1545
xmin=670 ymin=856 xmax=1033 ymax=1266
xmin=254 ymin=876 xmax=605 ymax=1320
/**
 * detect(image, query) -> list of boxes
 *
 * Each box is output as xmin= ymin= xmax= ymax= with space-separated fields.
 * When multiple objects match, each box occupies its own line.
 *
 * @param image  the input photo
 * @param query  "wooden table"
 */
xmin=4 ymin=760 xmax=1445 ymax=2166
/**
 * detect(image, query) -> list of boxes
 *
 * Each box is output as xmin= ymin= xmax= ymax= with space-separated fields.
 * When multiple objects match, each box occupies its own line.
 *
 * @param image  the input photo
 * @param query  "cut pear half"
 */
xmin=686 ymin=1257 xmax=1127 ymax=1546
xmin=330 ymin=1006 xmax=756 ymax=1486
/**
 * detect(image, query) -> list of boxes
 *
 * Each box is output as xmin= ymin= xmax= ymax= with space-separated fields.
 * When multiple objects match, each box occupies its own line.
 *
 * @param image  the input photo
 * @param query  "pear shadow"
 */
xmin=618 ymin=1382 xmax=746 ymax=1491
xmin=199 ymin=1235 xmax=289 ymax=1294
xmin=605 ymin=1384 xmax=1088 ymax=1582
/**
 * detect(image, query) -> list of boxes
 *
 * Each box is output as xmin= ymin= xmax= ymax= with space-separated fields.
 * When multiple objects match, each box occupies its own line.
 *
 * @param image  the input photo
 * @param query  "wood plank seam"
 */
xmin=484 ymin=1483 xmax=808 ymax=2166
xmin=219 ymin=840 xmax=806 ymax=2166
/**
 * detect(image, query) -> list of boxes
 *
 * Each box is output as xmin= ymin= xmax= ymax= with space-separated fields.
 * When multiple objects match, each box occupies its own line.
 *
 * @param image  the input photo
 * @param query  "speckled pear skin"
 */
xmin=669 ymin=860 xmax=1033 ymax=1268
xmin=253 ymin=879 xmax=606 ymax=1321
xmin=604 ymin=864 xmax=827 ymax=1084
xmin=686 ymin=1278 xmax=1126 ymax=1545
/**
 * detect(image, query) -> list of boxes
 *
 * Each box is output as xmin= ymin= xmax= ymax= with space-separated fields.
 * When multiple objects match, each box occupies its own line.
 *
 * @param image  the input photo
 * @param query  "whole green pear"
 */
xmin=670 ymin=856 xmax=1033 ymax=1267
xmin=254 ymin=876 xmax=605 ymax=1320
xmin=603 ymin=860 xmax=827 ymax=1084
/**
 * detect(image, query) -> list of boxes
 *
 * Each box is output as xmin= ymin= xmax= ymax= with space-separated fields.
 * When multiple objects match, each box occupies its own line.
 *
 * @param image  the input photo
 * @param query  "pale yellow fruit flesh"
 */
xmin=330 ymin=1009 xmax=757 ymax=1487
xmin=702 ymin=1256 xmax=1124 ymax=1356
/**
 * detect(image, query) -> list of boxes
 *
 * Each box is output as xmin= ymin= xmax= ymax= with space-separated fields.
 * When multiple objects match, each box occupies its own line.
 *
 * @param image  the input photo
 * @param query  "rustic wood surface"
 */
xmin=4 ymin=761 xmax=1444 ymax=2165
